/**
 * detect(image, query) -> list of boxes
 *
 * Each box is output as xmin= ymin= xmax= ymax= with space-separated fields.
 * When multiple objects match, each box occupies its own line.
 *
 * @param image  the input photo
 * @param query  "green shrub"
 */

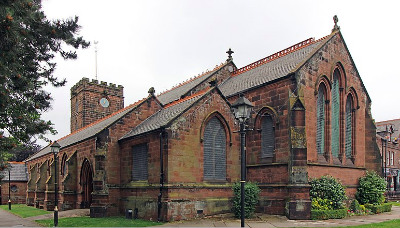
xmin=311 ymin=208 xmax=348 ymax=220
xmin=232 ymin=182 xmax=261 ymax=219
xmin=312 ymin=198 xmax=332 ymax=210
xmin=350 ymin=199 xmax=361 ymax=213
xmin=356 ymin=171 xmax=386 ymax=205
xmin=310 ymin=176 xmax=347 ymax=209
xmin=365 ymin=203 xmax=392 ymax=214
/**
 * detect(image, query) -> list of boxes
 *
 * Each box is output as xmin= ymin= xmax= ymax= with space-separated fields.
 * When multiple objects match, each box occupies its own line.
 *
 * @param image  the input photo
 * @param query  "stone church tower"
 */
xmin=70 ymin=78 xmax=124 ymax=133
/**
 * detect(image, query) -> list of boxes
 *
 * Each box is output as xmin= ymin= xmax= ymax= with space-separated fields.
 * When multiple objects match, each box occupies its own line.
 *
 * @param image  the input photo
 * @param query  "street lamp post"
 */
xmin=8 ymin=165 xmax=11 ymax=210
xmin=231 ymin=94 xmax=254 ymax=228
xmin=50 ymin=141 xmax=61 ymax=227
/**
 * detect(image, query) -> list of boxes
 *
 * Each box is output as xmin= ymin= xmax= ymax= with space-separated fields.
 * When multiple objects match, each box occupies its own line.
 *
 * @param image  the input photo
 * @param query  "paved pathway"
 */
xmin=159 ymin=206 xmax=400 ymax=227
xmin=1 ymin=206 xmax=399 ymax=227
xmin=0 ymin=208 xmax=40 ymax=227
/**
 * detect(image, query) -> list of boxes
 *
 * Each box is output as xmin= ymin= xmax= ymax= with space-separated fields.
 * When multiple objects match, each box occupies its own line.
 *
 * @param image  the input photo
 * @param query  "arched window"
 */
xmin=316 ymin=85 xmax=326 ymax=155
xmin=331 ymin=70 xmax=340 ymax=159
xmin=261 ymin=114 xmax=274 ymax=158
xmin=345 ymin=95 xmax=353 ymax=160
xmin=61 ymin=154 xmax=68 ymax=176
xmin=203 ymin=117 xmax=226 ymax=181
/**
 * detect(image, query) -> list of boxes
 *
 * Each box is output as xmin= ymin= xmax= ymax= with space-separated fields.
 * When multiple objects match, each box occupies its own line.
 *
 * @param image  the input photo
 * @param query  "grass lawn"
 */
xmin=342 ymin=219 xmax=400 ymax=227
xmin=35 ymin=216 xmax=163 ymax=227
xmin=0 ymin=204 xmax=51 ymax=218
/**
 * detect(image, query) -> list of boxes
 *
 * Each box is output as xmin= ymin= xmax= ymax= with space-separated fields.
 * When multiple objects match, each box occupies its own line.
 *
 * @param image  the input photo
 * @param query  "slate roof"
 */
xmin=219 ymin=36 xmax=329 ymax=97
xmin=121 ymin=91 xmax=207 ymax=140
xmin=25 ymin=98 xmax=148 ymax=162
xmin=121 ymin=35 xmax=334 ymax=139
xmin=157 ymin=63 xmax=226 ymax=105
xmin=0 ymin=162 xmax=28 ymax=182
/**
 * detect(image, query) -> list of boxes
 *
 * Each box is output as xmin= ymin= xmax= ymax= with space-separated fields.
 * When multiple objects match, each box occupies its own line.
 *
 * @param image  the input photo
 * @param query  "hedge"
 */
xmin=365 ymin=203 xmax=392 ymax=214
xmin=311 ymin=208 xmax=348 ymax=220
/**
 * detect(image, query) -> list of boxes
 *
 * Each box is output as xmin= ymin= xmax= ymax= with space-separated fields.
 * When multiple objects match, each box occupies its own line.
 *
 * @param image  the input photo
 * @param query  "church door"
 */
xmin=80 ymin=159 xmax=93 ymax=208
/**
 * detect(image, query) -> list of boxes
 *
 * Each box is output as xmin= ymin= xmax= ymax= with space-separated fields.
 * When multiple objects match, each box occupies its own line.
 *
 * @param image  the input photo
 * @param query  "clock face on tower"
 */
xmin=99 ymin=98 xmax=109 ymax=108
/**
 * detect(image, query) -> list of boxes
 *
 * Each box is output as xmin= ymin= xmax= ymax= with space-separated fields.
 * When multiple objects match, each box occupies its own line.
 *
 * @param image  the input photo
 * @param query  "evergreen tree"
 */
xmin=0 ymin=0 xmax=89 ymax=163
xmin=9 ymin=140 xmax=41 ymax=161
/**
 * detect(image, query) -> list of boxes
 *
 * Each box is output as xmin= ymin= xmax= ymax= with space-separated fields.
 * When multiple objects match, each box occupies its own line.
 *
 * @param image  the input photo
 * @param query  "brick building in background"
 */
xmin=25 ymin=18 xmax=382 ymax=221
xmin=0 ymin=162 xmax=28 ymax=205
xmin=376 ymin=119 xmax=400 ymax=197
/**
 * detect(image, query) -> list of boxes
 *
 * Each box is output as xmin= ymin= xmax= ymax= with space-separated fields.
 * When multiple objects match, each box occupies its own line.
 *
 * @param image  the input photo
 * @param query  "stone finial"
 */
xmin=226 ymin=48 xmax=234 ymax=62
xmin=148 ymin=87 xmax=155 ymax=96
xmin=332 ymin=15 xmax=340 ymax=32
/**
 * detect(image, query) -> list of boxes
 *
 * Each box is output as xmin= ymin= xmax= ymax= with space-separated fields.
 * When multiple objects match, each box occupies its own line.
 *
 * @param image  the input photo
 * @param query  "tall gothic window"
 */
xmin=132 ymin=143 xmax=148 ymax=181
xmin=316 ymin=85 xmax=326 ymax=155
xmin=261 ymin=114 xmax=274 ymax=158
xmin=61 ymin=153 xmax=68 ymax=176
xmin=345 ymin=96 xmax=353 ymax=159
xmin=203 ymin=117 xmax=226 ymax=181
xmin=331 ymin=70 xmax=340 ymax=158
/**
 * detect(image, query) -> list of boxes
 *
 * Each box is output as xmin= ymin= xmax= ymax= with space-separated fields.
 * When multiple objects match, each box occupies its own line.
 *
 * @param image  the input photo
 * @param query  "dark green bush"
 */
xmin=356 ymin=171 xmax=386 ymax=205
xmin=311 ymin=208 xmax=348 ymax=220
xmin=365 ymin=203 xmax=392 ymax=214
xmin=232 ymin=182 xmax=261 ymax=218
xmin=310 ymin=175 xmax=347 ymax=209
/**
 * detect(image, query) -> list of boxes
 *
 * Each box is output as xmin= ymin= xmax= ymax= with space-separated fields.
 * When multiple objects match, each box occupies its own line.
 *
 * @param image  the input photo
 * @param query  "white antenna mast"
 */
xmin=94 ymin=40 xmax=99 ymax=80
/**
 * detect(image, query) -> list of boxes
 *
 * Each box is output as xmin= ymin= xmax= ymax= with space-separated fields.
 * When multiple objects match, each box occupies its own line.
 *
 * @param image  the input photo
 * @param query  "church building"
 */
xmin=25 ymin=19 xmax=382 ymax=221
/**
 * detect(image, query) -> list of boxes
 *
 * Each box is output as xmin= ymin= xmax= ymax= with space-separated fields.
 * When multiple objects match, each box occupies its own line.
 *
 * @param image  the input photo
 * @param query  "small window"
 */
xmin=261 ymin=114 xmax=274 ymax=158
xmin=387 ymin=152 xmax=390 ymax=165
xmin=11 ymin=185 xmax=17 ymax=192
xmin=132 ymin=144 xmax=148 ymax=181
xmin=391 ymin=152 xmax=394 ymax=166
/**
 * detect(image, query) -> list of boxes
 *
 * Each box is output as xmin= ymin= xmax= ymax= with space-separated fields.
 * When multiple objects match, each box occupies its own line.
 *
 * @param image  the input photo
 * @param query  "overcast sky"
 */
xmin=37 ymin=0 xmax=400 ymax=146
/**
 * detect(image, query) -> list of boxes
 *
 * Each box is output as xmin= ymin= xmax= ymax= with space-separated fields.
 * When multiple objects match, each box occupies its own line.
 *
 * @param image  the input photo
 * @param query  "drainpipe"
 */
xmin=157 ymin=128 xmax=165 ymax=222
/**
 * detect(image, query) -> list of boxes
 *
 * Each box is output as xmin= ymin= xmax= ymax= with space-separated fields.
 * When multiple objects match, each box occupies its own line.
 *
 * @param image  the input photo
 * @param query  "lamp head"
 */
xmin=231 ymin=93 xmax=254 ymax=121
xmin=50 ymin=141 xmax=61 ymax=155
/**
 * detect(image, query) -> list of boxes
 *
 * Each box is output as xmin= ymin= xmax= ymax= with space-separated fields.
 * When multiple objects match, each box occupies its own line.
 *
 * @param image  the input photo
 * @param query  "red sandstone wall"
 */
xmin=1 ymin=182 xmax=27 ymax=205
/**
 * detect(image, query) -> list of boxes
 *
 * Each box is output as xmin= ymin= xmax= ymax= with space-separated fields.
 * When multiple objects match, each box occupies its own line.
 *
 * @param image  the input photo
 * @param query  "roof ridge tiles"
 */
xmin=163 ymin=88 xmax=208 ymax=109
xmin=157 ymin=62 xmax=225 ymax=97
xmin=232 ymin=36 xmax=329 ymax=76
xmin=54 ymin=97 xmax=147 ymax=145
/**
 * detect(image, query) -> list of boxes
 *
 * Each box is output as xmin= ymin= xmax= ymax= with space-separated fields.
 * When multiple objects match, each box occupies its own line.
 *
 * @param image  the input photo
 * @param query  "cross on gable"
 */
xmin=226 ymin=48 xmax=234 ymax=61
xmin=332 ymin=15 xmax=340 ymax=32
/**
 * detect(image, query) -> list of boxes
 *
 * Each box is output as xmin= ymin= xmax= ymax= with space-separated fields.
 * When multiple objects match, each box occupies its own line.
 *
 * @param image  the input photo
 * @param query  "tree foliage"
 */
xmin=8 ymin=140 xmax=41 ymax=161
xmin=0 ymin=0 xmax=89 ymax=159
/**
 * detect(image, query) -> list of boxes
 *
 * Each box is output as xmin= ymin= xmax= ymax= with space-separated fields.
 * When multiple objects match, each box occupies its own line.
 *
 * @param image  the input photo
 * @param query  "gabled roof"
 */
xmin=25 ymin=97 xmax=149 ymax=162
xmin=0 ymin=162 xmax=28 ymax=182
xmin=121 ymin=90 xmax=208 ymax=140
xmin=220 ymin=36 xmax=330 ymax=97
xmin=157 ymin=63 xmax=227 ymax=105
